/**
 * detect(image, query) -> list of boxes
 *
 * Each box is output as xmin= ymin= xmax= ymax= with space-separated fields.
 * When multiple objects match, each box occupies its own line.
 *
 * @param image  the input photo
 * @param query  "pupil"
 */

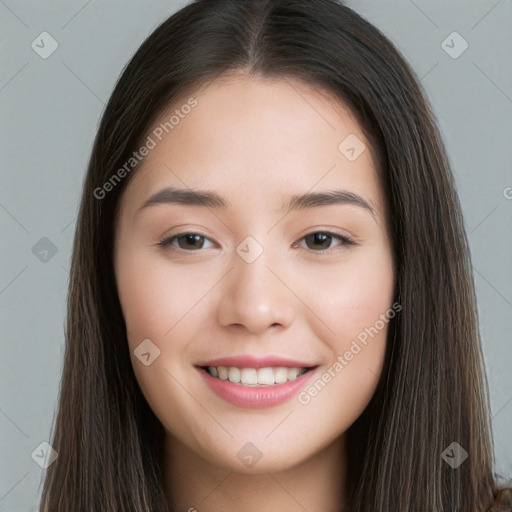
xmin=182 ymin=234 xmax=202 ymax=249
xmin=309 ymin=232 xmax=330 ymax=250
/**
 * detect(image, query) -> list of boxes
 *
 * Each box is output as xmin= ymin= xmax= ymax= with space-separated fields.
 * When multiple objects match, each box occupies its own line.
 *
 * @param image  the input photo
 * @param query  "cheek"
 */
xmin=116 ymin=263 xmax=168 ymax=343
xmin=116 ymin=251 xmax=210 ymax=343
xmin=306 ymin=246 xmax=395 ymax=344
xmin=298 ymin=246 xmax=394 ymax=407
xmin=115 ymin=251 xmax=208 ymax=415
xmin=115 ymin=250 xmax=220 ymax=404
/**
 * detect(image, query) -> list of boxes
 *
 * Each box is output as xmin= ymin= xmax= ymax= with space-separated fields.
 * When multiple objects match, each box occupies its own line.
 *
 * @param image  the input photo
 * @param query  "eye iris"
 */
xmin=179 ymin=234 xmax=204 ymax=250
xmin=306 ymin=232 xmax=331 ymax=250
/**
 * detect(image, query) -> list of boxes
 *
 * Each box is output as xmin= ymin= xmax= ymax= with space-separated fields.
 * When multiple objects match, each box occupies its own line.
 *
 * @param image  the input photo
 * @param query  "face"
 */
xmin=114 ymin=73 xmax=395 ymax=474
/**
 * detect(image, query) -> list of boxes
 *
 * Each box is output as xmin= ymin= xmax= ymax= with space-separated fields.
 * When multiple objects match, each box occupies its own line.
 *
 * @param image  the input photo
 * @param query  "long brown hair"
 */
xmin=39 ymin=0 xmax=510 ymax=510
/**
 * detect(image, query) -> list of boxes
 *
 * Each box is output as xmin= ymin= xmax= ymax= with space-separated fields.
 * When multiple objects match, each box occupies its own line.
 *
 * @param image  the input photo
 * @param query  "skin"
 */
xmin=114 ymin=73 xmax=395 ymax=512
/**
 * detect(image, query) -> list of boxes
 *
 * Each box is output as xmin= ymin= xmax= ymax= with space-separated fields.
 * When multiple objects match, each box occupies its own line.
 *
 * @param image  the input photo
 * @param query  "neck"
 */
xmin=163 ymin=432 xmax=346 ymax=512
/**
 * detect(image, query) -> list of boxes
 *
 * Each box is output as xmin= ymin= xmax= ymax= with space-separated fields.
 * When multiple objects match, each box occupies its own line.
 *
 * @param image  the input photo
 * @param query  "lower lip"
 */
xmin=197 ymin=367 xmax=318 ymax=408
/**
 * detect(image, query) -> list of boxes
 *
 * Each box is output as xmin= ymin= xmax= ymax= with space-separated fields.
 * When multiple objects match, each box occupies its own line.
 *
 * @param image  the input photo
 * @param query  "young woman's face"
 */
xmin=114 ymin=73 xmax=395 ymax=473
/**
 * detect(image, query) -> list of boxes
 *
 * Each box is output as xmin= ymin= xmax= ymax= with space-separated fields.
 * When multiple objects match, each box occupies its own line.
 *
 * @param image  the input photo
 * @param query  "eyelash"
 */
xmin=156 ymin=230 xmax=356 ymax=255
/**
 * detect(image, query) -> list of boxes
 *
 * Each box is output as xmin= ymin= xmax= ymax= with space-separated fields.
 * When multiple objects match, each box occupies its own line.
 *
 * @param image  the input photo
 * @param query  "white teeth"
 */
xmin=274 ymin=367 xmax=288 ymax=384
xmin=207 ymin=366 xmax=309 ymax=386
xmin=287 ymin=368 xmax=300 ymax=380
xmin=240 ymin=368 xmax=258 ymax=385
xmin=218 ymin=367 xmax=229 ymax=380
xmin=257 ymin=367 xmax=275 ymax=385
xmin=228 ymin=367 xmax=240 ymax=383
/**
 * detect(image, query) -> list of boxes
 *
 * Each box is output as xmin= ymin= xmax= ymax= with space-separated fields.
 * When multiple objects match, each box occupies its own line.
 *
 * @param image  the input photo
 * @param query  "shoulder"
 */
xmin=486 ymin=487 xmax=512 ymax=512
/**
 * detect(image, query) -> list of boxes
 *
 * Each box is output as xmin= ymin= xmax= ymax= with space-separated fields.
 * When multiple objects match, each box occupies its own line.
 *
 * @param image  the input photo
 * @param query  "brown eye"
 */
xmin=297 ymin=231 xmax=355 ymax=253
xmin=158 ymin=233 xmax=214 ymax=251
xmin=304 ymin=232 xmax=333 ymax=250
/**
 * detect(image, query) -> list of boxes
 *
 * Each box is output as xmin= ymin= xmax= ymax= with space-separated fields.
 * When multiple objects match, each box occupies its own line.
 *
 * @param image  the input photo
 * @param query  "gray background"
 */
xmin=1 ymin=0 xmax=511 ymax=510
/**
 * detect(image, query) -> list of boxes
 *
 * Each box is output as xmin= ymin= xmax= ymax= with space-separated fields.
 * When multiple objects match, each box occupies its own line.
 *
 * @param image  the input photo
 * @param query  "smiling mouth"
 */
xmin=199 ymin=365 xmax=317 ymax=387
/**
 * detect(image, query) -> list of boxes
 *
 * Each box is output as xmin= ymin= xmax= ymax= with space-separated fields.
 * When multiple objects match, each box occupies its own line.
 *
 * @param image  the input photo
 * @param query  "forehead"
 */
xmin=119 ymin=73 xmax=383 ymax=219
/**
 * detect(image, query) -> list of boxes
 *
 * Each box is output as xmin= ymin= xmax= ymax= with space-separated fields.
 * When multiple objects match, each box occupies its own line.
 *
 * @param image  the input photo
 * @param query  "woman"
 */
xmin=39 ymin=0 xmax=512 ymax=510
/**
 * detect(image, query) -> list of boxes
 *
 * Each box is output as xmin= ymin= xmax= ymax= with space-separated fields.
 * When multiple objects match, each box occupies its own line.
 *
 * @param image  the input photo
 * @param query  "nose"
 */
xmin=216 ymin=245 xmax=296 ymax=335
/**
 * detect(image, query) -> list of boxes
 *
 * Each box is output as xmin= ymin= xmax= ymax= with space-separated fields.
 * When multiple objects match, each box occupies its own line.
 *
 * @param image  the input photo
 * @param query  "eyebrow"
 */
xmin=137 ymin=186 xmax=376 ymax=218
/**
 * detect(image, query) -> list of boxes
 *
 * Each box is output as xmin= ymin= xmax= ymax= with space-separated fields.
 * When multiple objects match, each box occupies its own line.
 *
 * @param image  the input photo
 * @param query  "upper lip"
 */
xmin=197 ymin=355 xmax=317 ymax=369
